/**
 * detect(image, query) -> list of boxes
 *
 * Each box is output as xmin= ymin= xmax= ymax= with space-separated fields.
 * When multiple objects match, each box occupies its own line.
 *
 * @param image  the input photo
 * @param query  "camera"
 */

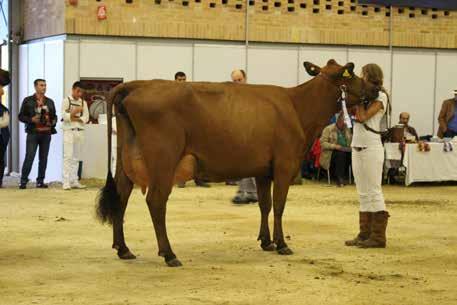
xmin=40 ymin=108 xmax=49 ymax=125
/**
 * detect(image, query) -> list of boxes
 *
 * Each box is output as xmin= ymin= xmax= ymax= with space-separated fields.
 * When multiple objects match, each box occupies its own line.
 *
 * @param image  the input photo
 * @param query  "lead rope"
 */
xmin=340 ymin=85 xmax=352 ymax=129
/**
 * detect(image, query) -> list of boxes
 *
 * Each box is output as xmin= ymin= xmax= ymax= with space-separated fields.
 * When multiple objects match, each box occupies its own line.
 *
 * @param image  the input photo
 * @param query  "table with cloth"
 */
xmin=384 ymin=142 xmax=457 ymax=185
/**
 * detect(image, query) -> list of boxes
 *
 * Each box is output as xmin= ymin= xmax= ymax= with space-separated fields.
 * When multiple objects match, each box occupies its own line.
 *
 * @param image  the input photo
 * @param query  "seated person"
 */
xmin=386 ymin=112 xmax=419 ymax=184
xmin=319 ymin=113 xmax=352 ymax=186
xmin=399 ymin=112 xmax=419 ymax=142
xmin=302 ymin=138 xmax=321 ymax=179
xmin=438 ymin=89 xmax=457 ymax=139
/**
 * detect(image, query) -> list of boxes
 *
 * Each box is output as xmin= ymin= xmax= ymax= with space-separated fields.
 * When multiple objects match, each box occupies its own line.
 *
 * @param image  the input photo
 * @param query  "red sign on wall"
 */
xmin=97 ymin=5 xmax=107 ymax=20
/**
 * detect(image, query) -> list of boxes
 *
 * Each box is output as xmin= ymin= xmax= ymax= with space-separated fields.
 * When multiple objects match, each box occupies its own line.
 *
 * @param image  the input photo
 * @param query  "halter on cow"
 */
xmin=96 ymin=59 xmax=377 ymax=267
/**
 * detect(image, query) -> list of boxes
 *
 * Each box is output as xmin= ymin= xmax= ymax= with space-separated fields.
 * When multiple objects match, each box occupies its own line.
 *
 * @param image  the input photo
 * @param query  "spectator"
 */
xmin=385 ymin=112 xmax=419 ymax=184
xmin=320 ymin=112 xmax=352 ymax=186
xmin=301 ymin=137 xmax=321 ymax=180
xmin=438 ymin=89 xmax=457 ymax=138
xmin=399 ymin=112 xmax=419 ymax=141
xmin=62 ymin=81 xmax=89 ymax=190
xmin=0 ymin=69 xmax=11 ymax=188
xmin=18 ymin=79 xmax=57 ymax=189
xmin=174 ymin=71 xmax=187 ymax=82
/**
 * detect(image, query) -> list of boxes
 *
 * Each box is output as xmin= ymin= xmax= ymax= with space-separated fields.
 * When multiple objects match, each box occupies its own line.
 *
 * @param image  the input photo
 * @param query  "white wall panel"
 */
xmin=348 ymin=48 xmax=392 ymax=93
xmin=44 ymin=40 xmax=64 ymax=182
xmin=27 ymin=43 xmax=45 ymax=94
xmin=248 ymin=46 xmax=298 ymax=87
xmin=64 ymin=40 xmax=80 ymax=97
xmin=137 ymin=43 xmax=193 ymax=81
xmin=435 ymin=52 xmax=457 ymax=135
xmin=193 ymin=44 xmax=246 ymax=82
xmin=80 ymin=40 xmax=136 ymax=81
xmin=392 ymin=51 xmax=435 ymax=136
xmin=18 ymin=45 xmax=29 ymax=176
xmin=18 ymin=45 xmax=29 ymax=105
xmin=299 ymin=46 xmax=347 ymax=84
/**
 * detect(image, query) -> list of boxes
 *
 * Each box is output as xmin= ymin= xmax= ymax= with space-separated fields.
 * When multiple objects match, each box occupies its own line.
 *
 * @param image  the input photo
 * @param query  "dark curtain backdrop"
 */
xmin=358 ymin=1 xmax=457 ymax=10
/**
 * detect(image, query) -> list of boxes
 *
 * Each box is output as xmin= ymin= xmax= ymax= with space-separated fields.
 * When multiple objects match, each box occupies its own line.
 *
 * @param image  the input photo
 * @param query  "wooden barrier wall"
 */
xmin=23 ymin=0 xmax=457 ymax=49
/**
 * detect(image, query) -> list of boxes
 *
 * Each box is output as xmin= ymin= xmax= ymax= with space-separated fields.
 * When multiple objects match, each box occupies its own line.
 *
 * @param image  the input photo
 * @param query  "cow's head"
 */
xmin=303 ymin=59 xmax=378 ymax=106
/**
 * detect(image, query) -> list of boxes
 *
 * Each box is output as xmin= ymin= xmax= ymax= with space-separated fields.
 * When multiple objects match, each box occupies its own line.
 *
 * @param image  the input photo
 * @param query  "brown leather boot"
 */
xmin=345 ymin=212 xmax=372 ymax=246
xmin=358 ymin=211 xmax=390 ymax=248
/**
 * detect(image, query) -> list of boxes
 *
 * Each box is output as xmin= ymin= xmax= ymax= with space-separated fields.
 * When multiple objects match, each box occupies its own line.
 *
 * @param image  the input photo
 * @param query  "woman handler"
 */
xmin=345 ymin=63 xmax=390 ymax=248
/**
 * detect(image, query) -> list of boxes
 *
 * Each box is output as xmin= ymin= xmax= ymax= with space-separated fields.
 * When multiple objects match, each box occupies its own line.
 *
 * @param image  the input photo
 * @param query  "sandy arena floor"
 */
xmin=1 ymin=180 xmax=456 ymax=305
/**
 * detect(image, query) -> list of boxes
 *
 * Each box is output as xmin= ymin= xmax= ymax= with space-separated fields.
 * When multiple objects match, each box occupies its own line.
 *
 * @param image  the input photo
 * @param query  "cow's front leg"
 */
xmin=146 ymin=184 xmax=182 ymax=267
xmin=272 ymin=165 xmax=296 ymax=255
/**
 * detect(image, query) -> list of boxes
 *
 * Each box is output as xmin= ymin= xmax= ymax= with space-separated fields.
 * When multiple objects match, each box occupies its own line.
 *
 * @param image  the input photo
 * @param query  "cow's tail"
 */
xmin=96 ymin=83 xmax=129 ymax=225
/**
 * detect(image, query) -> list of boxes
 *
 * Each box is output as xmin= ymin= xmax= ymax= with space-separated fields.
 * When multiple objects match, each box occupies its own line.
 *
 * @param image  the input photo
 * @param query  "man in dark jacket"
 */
xmin=0 ymin=69 xmax=11 ymax=188
xmin=18 ymin=79 xmax=57 ymax=189
xmin=438 ymin=89 xmax=457 ymax=138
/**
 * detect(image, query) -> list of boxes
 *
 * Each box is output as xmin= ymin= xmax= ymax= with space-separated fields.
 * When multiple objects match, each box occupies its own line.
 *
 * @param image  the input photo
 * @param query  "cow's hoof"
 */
xmin=166 ymin=258 xmax=183 ymax=267
xmin=118 ymin=250 xmax=136 ymax=260
xmin=261 ymin=242 xmax=276 ymax=252
xmin=277 ymin=247 xmax=294 ymax=255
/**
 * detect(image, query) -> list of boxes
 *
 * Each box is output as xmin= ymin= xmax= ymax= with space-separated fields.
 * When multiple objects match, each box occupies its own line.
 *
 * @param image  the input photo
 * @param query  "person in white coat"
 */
xmin=62 ymin=81 xmax=89 ymax=190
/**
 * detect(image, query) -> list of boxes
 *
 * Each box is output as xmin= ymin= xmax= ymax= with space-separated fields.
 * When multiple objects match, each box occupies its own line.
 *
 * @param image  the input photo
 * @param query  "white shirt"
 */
xmin=61 ymin=95 xmax=89 ymax=130
xmin=351 ymin=91 xmax=388 ymax=148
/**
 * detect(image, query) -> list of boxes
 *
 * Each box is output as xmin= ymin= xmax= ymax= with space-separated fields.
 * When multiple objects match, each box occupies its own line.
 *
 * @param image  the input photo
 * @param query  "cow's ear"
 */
xmin=303 ymin=62 xmax=321 ymax=76
xmin=340 ymin=62 xmax=355 ymax=79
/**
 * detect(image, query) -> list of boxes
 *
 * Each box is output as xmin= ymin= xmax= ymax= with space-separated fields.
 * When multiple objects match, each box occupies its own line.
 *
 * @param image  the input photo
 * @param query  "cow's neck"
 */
xmin=289 ymin=77 xmax=340 ymax=132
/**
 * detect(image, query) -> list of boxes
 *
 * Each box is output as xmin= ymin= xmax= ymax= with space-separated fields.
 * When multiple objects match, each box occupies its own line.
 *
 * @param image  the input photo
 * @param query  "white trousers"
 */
xmin=63 ymin=130 xmax=84 ymax=186
xmin=237 ymin=177 xmax=257 ymax=195
xmin=352 ymin=145 xmax=386 ymax=212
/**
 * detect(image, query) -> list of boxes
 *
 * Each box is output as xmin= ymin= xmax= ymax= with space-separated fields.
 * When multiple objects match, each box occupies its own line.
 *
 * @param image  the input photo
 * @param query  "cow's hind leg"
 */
xmin=113 ymin=164 xmax=135 ymax=259
xmin=256 ymin=177 xmax=275 ymax=251
xmin=96 ymin=163 xmax=135 ymax=259
xmin=272 ymin=165 xmax=296 ymax=255
xmin=146 ymin=178 xmax=181 ymax=267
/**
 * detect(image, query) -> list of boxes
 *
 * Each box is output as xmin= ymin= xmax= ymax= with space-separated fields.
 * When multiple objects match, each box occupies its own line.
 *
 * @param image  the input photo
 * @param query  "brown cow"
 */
xmin=96 ymin=59 xmax=376 ymax=267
